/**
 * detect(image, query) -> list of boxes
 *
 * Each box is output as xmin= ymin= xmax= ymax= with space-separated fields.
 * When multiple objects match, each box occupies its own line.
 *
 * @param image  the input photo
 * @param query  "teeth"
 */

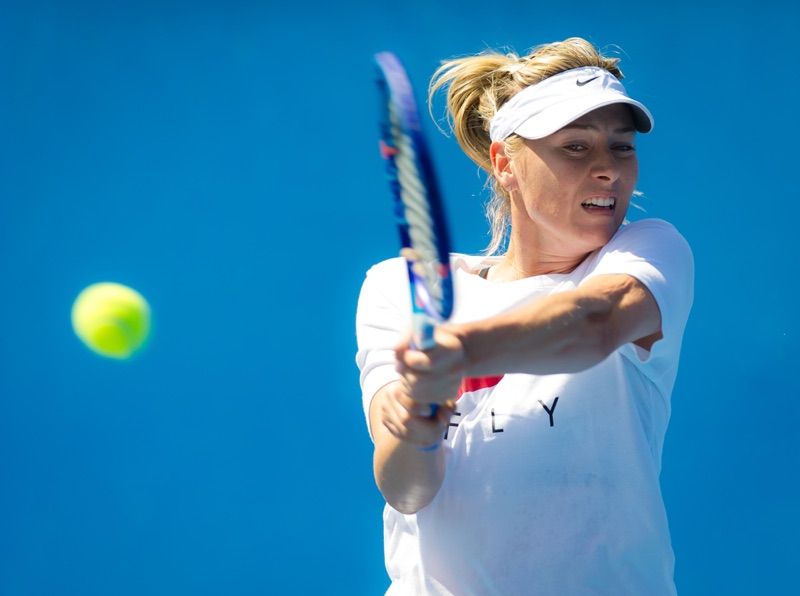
xmin=582 ymin=197 xmax=615 ymax=208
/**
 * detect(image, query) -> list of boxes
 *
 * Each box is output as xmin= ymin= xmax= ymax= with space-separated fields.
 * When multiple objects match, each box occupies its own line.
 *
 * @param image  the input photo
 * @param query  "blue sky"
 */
xmin=1 ymin=1 xmax=797 ymax=594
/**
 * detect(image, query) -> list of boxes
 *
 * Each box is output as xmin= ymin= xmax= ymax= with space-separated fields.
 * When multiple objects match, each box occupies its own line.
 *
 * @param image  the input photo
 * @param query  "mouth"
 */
xmin=581 ymin=196 xmax=616 ymax=213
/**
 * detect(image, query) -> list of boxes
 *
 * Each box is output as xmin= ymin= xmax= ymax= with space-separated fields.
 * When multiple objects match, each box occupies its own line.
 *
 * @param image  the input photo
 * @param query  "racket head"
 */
xmin=374 ymin=51 xmax=454 ymax=347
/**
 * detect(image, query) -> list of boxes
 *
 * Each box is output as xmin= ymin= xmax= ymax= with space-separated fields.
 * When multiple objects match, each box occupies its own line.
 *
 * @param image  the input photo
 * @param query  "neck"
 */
xmin=491 ymin=233 xmax=590 ymax=282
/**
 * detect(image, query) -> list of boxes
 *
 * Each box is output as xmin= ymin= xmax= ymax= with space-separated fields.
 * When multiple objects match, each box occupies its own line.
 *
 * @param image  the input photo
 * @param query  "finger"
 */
xmin=382 ymin=402 xmax=442 ymax=446
xmin=405 ymin=377 xmax=461 ymax=406
xmin=382 ymin=403 xmax=413 ymax=442
xmin=395 ymin=390 xmax=438 ymax=419
xmin=393 ymin=330 xmax=412 ymax=353
xmin=401 ymin=348 xmax=433 ymax=372
xmin=388 ymin=390 xmax=438 ymax=428
xmin=385 ymin=387 xmax=448 ymax=439
xmin=400 ymin=338 xmax=465 ymax=376
xmin=382 ymin=417 xmax=403 ymax=439
xmin=384 ymin=388 xmax=413 ymax=424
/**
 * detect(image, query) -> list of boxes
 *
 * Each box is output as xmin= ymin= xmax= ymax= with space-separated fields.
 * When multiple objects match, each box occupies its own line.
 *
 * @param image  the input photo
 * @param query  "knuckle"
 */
xmin=396 ymin=408 xmax=413 ymax=425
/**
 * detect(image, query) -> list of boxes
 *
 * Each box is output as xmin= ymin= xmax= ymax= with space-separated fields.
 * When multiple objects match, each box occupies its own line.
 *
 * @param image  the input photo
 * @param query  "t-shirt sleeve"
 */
xmin=355 ymin=257 xmax=411 ymax=440
xmin=580 ymin=218 xmax=694 ymax=395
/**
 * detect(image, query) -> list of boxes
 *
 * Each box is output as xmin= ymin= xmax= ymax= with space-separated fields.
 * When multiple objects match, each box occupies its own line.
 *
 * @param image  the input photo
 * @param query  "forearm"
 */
xmin=373 ymin=434 xmax=445 ymax=515
xmin=370 ymin=384 xmax=448 ymax=514
xmin=450 ymin=288 xmax=616 ymax=377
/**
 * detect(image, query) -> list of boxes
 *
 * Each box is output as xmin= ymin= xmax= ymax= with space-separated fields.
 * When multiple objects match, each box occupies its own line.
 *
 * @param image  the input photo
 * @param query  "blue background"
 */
xmin=2 ymin=1 xmax=797 ymax=594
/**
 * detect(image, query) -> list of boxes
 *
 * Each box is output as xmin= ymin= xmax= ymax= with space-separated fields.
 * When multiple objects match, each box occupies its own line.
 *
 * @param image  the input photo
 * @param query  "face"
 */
xmin=494 ymin=104 xmax=639 ymax=263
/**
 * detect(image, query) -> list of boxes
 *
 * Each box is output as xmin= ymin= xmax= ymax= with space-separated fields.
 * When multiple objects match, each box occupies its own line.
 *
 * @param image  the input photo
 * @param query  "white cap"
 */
xmin=489 ymin=66 xmax=653 ymax=142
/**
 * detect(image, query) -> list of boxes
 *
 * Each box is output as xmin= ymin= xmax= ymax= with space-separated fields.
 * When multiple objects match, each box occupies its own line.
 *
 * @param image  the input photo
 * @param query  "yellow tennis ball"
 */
xmin=71 ymin=282 xmax=151 ymax=359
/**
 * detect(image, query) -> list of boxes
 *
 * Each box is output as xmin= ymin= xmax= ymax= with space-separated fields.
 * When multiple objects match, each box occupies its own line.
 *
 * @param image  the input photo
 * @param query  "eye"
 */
xmin=613 ymin=143 xmax=636 ymax=154
xmin=563 ymin=143 xmax=588 ymax=153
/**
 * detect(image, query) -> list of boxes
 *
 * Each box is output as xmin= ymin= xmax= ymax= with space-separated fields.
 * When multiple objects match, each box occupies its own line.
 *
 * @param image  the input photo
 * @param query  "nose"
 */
xmin=590 ymin=147 xmax=621 ymax=183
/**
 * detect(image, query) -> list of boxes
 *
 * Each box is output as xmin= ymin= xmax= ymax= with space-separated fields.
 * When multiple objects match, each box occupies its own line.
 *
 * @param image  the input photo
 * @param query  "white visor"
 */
xmin=489 ymin=66 xmax=653 ymax=142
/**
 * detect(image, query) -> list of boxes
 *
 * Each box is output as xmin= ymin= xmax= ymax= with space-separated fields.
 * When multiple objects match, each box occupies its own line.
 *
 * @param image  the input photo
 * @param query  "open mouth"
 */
xmin=581 ymin=197 xmax=616 ymax=212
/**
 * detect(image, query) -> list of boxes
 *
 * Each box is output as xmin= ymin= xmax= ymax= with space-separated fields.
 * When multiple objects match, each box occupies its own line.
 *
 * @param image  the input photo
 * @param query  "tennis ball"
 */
xmin=71 ymin=282 xmax=151 ymax=359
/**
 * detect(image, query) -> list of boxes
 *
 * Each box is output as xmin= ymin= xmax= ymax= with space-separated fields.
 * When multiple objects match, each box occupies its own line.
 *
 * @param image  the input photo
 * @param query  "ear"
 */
xmin=490 ymin=141 xmax=516 ymax=191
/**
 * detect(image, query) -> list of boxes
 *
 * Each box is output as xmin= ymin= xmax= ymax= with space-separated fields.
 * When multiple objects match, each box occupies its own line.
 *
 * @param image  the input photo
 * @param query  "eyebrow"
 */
xmin=559 ymin=124 xmax=636 ymax=134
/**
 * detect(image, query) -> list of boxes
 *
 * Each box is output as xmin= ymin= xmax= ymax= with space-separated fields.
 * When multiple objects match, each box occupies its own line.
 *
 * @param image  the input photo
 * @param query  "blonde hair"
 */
xmin=429 ymin=37 xmax=625 ymax=254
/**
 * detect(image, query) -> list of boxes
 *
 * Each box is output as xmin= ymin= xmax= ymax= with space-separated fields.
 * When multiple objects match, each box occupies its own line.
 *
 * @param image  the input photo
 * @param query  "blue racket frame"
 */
xmin=374 ymin=51 xmax=454 ymax=351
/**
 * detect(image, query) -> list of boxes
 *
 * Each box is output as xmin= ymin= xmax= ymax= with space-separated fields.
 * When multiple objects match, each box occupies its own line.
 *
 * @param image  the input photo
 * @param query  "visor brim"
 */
xmin=513 ymin=95 xmax=654 ymax=140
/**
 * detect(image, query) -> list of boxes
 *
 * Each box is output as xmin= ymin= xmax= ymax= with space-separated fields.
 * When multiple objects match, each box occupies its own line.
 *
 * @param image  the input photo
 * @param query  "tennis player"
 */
xmin=356 ymin=37 xmax=693 ymax=595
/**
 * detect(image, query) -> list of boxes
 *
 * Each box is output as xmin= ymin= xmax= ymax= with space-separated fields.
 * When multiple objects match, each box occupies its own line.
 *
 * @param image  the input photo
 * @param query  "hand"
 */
xmin=374 ymin=327 xmax=464 ymax=448
xmin=395 ymin=326 xmax=466 ymax=407
xmin=377 ymin=383 xmax=456 ymax=449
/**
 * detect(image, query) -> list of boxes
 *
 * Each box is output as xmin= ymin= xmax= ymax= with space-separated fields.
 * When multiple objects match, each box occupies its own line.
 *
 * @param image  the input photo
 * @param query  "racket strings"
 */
xmin=387 ymin=105 xmax=446 ymax=311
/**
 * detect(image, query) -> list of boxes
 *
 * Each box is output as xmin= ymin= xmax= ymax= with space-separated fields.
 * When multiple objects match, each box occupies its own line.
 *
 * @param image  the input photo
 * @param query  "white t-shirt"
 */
xmin=355 ymin=219 xmax=694 ymax=596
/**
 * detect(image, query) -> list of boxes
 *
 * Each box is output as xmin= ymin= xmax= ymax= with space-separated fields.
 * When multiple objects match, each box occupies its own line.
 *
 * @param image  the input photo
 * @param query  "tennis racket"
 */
xmin=374 ymin=51 xmax=453 ymax=348
xmin=374 ymin=52 xmax=454 ymax=416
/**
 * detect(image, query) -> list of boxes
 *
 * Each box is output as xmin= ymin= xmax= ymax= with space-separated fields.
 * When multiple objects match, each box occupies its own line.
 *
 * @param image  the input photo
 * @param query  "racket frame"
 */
xmin=374 ymin=51 xmax=454 ymax=350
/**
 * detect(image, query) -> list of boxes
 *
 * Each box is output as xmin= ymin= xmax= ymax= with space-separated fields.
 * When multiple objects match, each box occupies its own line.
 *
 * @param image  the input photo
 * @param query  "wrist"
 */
xmin=441 ymin=321 xmax=477 ymax=376
xmin=416 ymin=439 xmax=442 ymax=452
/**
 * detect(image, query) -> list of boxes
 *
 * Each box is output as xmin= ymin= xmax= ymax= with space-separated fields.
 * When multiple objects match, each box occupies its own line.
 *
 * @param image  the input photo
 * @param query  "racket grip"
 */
xmin=411 ymin=315 xmax=436 ymax=350
xmin=410 ymin=317 xmax=440 ymax=419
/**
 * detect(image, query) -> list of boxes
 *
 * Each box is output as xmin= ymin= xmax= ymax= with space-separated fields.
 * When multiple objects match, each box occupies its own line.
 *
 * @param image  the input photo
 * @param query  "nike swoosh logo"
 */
xmin=576 ymin=76 xmax=599 ymax=86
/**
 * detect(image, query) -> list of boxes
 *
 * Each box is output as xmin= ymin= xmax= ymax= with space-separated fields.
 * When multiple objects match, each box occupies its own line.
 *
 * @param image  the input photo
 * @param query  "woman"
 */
xmin=356 ymin=37 xmax=693 ymax=595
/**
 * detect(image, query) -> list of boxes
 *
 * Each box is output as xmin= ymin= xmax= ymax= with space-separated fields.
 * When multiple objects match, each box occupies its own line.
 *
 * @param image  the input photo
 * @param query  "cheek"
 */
xmin=625 ymin=158 xmax=639 ymax=186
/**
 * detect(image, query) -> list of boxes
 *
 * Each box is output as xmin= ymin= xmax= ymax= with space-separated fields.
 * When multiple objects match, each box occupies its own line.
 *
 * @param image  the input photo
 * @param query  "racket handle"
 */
xmin=410 ymin=316 xmax=440 ymax=419
xmin=411 ymin=315 xmax=436 ymax=351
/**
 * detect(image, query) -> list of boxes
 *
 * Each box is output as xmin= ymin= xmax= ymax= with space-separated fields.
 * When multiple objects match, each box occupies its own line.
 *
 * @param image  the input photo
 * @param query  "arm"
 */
xmin=368 ymin=330 xmax=462 ymax=514
xmin=368 ymin=273 xmax=660 ymax=513
xmin=356 ymin=260 xmax=462 ymax=514
xmin=369 ymin=382 xmax=451 ymax=514
xmin=446 ymin=273 xmax=662 ymax=377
